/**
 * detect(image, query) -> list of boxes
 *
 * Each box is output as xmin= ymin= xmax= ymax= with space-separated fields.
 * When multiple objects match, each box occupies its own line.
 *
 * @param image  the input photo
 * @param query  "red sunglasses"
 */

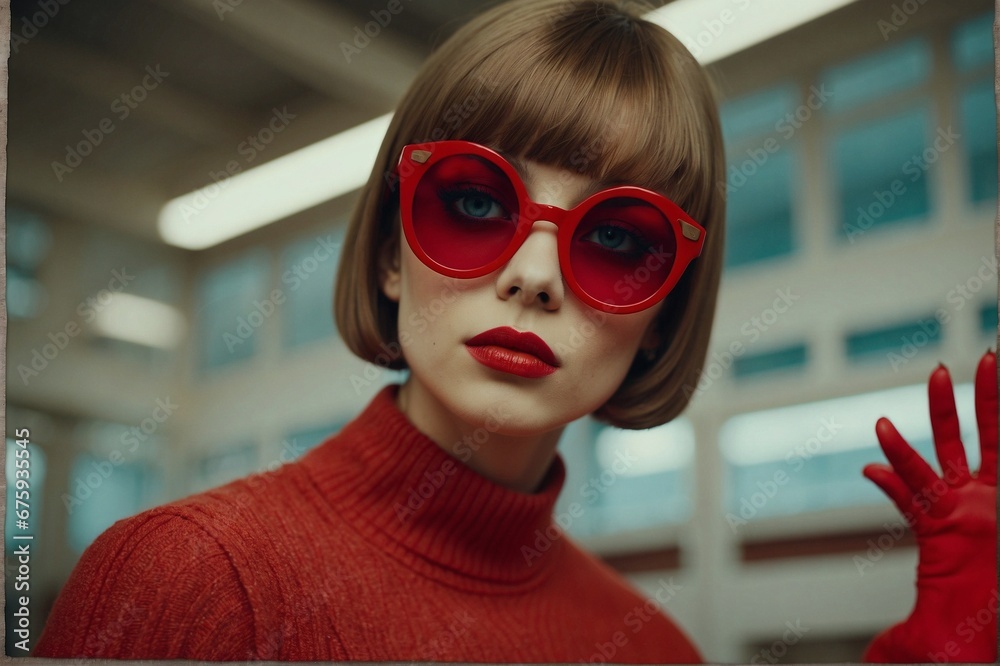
xmin=395 ymin=140 xmax=706 ymax=314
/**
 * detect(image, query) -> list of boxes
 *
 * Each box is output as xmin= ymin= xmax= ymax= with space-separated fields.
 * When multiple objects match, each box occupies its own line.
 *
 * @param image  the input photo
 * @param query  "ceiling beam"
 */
xmin=15 ymin=38 xmax=257 ymax=146
xmin=158 ymin=0 xmax=421 ymax=112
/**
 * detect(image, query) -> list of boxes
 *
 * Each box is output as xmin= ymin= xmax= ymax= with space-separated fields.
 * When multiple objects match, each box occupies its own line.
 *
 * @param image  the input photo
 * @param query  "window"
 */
xmin=845 ymin=315 xmax=942 ymax=363
xmin=720 ymin=383 xmax=979 ymax=523
xmin=833 ymin=107 xmax=933 ymax=240
xmin=6 ymin=207 xmax=51 ymax=319
xmin=733 ymin=342 xmax=808 ymax=379
xmin=980 ymin=302 xmax=998 ymax=338
xmin=195 ymin=251 xmax=271 ymax=371
xmin=67 ymin=455 xmax=162 ymax=554
xmin=957 ymin=79 xmax=997 ymax=204
xmin=281 ymin=228 xmax=344 ymax=349
xmin=951 ymin=12 xmax=993 ymax=73
xmin=558 ymin=418 xmax=695 ymax=538
xmin=821 ymin=40 xmax=930 ymax=114
xmin=719 ymin=85 xmax=800 ymax=268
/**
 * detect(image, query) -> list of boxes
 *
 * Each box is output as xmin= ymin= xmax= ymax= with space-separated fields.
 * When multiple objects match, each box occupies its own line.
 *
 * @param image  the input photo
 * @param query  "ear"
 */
xmin=377 ymin=231 xmax=401 ymax=302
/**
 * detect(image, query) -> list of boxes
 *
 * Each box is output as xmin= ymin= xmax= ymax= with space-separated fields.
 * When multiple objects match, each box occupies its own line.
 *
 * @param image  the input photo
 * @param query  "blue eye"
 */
xmin=582 ymin=224 xmax=644 ymax=255
xmin=458 ymin=193 xmax=506 ymax=219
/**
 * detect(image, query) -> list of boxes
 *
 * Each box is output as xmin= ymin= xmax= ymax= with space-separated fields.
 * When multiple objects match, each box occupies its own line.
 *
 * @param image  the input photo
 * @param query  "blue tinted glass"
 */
xmin=281 ymin=229 xmax=344 ymax=349
xmin=67 ymin=456 xmax=156 ymax=554
xmin=724 ymin=147 xmax=795 ymax=267
xmin=196 ymin=251 xmax=270 ymax=370
xmin=835 ymin=107 xmax=932 ymax=241
xmin=981 ymin=302 xmax=999 ymax=337
xmin=846 ymin=315 xmax=942 ymax=362
xmin=959 ymin=80 xmax=998 ymax=203
xmin=732 ymin=343 xmax=807 ymax=378
xmin=952 ymin=13 xmax=994 ymax=72
xmin=6 ymin=266 xmax=47 ymax=319
xmin=5 ymin=440 xmax=45 ymax=553
xmin=6 ymin=207 xmax=51 ymax=272
xmin=822 ymin=40 xmax=930 ymax=113
xmin=284 ymin=421 xmax=345 ymax=456
xmin=720 ymin=84 xmax=798 ymax=144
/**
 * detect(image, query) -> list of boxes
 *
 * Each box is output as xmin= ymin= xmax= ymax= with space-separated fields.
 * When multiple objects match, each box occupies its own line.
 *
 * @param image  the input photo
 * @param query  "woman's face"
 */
xmin=380 ymin=157 xmax=664 ymax=437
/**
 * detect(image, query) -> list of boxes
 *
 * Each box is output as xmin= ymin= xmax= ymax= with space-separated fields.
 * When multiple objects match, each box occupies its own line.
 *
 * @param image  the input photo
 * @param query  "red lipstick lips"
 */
xmin=465 ymin=326 xmax=558 ymax=378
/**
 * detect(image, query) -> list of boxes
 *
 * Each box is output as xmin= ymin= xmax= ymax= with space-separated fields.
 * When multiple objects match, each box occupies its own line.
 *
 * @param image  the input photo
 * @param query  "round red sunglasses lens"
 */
xmin=411 ymin=154 xmax=519 ymax=271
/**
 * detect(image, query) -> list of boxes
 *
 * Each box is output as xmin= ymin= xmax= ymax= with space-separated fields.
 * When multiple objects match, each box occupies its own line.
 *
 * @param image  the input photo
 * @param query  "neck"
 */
xmin=396 ymin=379 xmax=563 ymax=494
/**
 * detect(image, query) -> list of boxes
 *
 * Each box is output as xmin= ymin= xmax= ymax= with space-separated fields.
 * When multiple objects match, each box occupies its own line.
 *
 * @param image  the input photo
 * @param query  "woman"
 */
xmin=35 ymin=0 xmax=997 ymax=661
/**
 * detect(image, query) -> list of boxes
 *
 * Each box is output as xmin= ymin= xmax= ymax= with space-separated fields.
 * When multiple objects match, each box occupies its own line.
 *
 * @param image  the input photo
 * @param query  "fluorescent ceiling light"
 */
xmin=159 ymin=2 xmax=855 ymax=249
xmin=720 ymin=383 xmax=978 ymax=467
xmin=158 ymin=113 xmax=392 ymax=250
xmin=645 ymin=0 xmax=858 ymax=64
xmin=89 ymin=293 xmax=187 ymax=350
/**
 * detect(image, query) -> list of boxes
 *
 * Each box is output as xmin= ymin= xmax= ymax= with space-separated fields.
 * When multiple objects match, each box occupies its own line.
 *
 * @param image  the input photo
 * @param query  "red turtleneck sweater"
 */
xmin=34 ymin=385 xmax=702 ymax=662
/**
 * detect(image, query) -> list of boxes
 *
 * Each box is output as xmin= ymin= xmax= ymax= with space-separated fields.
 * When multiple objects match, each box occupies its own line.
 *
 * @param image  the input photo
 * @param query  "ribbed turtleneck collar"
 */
xmin=301 ymin=384 xmax=567 ymax=593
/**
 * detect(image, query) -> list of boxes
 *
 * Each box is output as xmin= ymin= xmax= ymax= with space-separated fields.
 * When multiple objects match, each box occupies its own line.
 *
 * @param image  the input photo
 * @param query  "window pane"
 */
xmin=959 ymin=80 xmax=998 ymax=204
xmin=67 ymin=456 xmax=160 ymax=554
xmin=570 ymin=419 xmax=694 ymax=537
xmin=6 ymin=266 xmax=47 ymax=319
xmin=834 ymin=107 xmax=932 ymax=241
xmin=721 ymin=383 xmax=979 ymax=523
xmin=195 ymin=251 xmax=270 ymax=370
xmin=821 ymin=40 xmax=930 ymax=114
xmin=724 ymin=148 xmax=795 ymax=267
xmin=845 ymin=315 xmax=942 ymax=363
xmin=720 ymin=84 xmax=798 ymax=145
xmin=281 ymin=229 xmax=344 ymax=349
xmin=952 ymin=13 xmax=994 ymax=72
xmin=733 ymin=343 xmax=808 ymax=378
xmin=6 ymin=207 xmax=51 ymax=273
xmin=981 ymin=302 xmax=998 ymax=337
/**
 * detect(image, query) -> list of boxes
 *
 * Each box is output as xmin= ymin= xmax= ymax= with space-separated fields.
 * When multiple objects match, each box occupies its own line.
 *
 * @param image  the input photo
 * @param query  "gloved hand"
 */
xmin=861 ymin=350 xmax=997 ymax=663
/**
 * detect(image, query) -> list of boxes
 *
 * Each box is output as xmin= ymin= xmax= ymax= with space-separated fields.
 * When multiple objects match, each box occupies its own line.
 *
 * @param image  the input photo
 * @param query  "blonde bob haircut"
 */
xmin=335 ymin=0 xmax=726 ymax=430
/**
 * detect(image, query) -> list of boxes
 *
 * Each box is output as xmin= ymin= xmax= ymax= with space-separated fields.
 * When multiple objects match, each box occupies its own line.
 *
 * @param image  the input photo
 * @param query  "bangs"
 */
xmin=405 ymin=1 xmax=717 ymax=222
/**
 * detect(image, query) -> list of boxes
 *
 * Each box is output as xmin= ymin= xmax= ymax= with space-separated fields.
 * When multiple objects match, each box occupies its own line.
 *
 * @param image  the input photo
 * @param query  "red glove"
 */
xmin=861 ymin=350 xmax=998 ymax=663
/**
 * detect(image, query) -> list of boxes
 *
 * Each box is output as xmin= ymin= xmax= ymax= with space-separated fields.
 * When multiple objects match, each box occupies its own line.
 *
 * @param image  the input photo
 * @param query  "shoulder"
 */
xmin=34 ymin=473 xmax=303 ymax=660
xmin=555 ymin=537 xmax=703 ymax=662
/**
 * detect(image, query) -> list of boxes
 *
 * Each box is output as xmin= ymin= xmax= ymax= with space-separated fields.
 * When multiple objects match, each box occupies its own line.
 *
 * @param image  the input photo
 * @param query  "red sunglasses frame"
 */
xmin=395 ymin=140 xmax=707 ymax=314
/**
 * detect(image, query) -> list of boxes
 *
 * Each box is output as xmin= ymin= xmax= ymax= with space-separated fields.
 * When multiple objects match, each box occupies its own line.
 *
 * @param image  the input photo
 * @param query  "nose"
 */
xmin=495 ymin=220 xmax=564 ymax=311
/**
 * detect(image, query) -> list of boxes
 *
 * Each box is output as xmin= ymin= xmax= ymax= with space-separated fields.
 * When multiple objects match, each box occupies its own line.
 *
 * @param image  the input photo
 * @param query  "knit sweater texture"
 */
xmin=34 ymin=384 xmax=703 ymax=662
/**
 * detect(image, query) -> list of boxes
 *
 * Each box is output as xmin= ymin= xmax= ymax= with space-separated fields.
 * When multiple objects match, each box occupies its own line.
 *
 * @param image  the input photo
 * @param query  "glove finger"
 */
xmin=928 ymin=364 xmax=970 ymax=484
xmin=875 ymin=417 xmax=954 ymax=517
xmin=975 ymin=349 xmax=998 ymax=485
xmin=863 ymin=463 xmax=921 ymax=525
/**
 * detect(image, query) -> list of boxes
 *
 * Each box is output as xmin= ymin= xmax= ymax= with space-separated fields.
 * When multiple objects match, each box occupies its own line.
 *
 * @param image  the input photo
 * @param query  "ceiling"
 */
xmin=8 ymin=0 xmax=560 ymax=246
